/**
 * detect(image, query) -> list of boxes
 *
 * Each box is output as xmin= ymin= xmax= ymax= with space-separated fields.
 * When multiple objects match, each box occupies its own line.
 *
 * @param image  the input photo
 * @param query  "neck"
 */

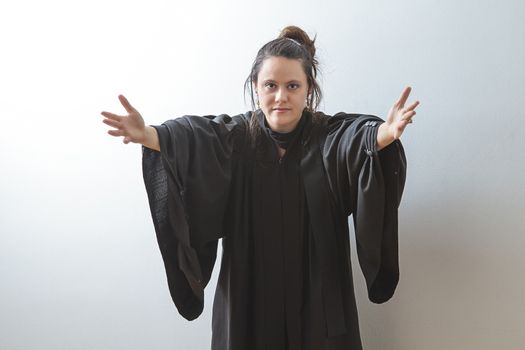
xmin=263 ymin=113 xmax=305 ymax=150
xmin=266 ymin=121 xmax=300 ymax=133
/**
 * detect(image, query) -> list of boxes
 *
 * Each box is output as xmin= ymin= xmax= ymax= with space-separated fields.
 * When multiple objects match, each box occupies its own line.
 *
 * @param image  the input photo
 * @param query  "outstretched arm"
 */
xmin=101 ymin=95 xmax=160 ymax=151
xmin=377 ymin=86 xmax=420 ymax=151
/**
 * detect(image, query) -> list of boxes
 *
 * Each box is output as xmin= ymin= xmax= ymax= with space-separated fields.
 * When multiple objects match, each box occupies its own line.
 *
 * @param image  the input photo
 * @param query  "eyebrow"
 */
xmin=262 ymin=79 xmax=302 ymax=84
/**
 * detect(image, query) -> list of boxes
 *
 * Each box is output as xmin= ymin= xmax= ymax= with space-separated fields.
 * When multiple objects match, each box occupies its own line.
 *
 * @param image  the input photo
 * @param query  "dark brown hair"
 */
xmin=244 ymin=26 xmax=323 ymax=141
xmin=244 ymin=25 xmax=322 ymax=112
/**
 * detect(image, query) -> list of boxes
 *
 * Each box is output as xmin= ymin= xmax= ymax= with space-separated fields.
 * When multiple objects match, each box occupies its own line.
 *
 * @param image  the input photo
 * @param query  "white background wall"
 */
xmin=1 ymin=0 xmax=524 ymax=349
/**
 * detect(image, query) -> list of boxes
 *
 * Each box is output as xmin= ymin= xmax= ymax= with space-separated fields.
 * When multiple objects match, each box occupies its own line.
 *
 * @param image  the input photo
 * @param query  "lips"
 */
xmin=273 ymin=108 xmax=291 ymax=111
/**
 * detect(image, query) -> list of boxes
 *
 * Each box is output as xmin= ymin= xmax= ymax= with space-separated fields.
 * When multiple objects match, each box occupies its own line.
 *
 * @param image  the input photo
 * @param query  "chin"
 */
xmin=269 ymin=117 xmax=297 ymax=132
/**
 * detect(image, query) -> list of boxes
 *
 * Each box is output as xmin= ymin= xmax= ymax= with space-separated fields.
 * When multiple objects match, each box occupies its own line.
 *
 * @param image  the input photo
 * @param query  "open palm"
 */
xmin=385 ymin=86 xmax=420 ymax=140
xmin=101 ymin=95 xmax=146 ymax=144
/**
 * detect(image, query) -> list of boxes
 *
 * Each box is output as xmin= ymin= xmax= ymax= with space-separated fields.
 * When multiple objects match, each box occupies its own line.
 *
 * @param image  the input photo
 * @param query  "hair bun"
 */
xmin=278 ymin=25 xmax=316 ymax=59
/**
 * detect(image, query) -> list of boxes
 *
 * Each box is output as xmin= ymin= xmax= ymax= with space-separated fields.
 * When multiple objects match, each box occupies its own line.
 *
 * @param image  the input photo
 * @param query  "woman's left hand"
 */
xmin=384 ymin=86 xmax=420 ymax=140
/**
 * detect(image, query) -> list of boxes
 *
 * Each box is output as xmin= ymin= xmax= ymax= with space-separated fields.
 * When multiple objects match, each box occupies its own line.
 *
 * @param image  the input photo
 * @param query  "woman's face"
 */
xmin=255 ymin=56 xmax=309 ymax=133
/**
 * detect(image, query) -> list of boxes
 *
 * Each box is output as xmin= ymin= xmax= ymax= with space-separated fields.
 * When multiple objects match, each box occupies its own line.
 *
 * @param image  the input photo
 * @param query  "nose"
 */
xmin=275 ymin=87 xmax=288 ymax=102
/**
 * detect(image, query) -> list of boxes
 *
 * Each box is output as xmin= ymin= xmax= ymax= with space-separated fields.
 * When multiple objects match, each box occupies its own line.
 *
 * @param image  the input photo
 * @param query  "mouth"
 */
xmin=273 ymin=108 xmax=291 ymax=112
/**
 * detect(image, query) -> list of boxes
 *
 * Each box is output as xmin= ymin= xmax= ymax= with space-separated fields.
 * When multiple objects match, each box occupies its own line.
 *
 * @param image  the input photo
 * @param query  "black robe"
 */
xmin=142 ymin=109 xmax=406 ymax=350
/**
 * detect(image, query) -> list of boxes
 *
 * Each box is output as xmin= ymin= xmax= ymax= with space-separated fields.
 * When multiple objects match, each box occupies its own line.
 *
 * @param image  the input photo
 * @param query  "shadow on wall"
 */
xmin=355 ymin=186 xmax=525 ymax=349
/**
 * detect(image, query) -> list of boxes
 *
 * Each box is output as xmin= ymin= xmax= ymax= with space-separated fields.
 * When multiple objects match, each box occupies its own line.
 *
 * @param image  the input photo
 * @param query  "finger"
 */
xmin=118 ymin=94 xmax=136 ymax=114
xmin=108 ymin=129 xmax=125 ymax=137
xmin=101 ymin=111 xmax=124 ymax=121
xmin=396 ymin=86 xmax=412 ymax=108
xmin=102 ymin=118 xmax=122 ymax=129
xmin=123 ymin=136 xmax=131 ymax=144
xmin=405 ymin=100 xmax=420 ymax=111
xmin=402 ymin=110 xmax=416 ymax=121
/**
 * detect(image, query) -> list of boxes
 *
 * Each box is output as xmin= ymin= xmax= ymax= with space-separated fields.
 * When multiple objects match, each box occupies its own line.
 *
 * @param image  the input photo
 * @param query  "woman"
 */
xmin=101 ymin=26 xmax=419 ymax=350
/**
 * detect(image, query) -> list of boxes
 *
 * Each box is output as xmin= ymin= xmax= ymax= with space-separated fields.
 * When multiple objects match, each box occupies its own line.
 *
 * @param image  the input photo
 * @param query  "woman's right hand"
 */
xmin=101 ymin=95 xmax=147 ymax=144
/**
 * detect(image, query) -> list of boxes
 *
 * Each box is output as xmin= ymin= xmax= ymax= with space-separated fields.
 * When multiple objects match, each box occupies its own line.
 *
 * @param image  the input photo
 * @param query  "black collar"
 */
xmin=259 ymin=109 xmax=309 ymax=150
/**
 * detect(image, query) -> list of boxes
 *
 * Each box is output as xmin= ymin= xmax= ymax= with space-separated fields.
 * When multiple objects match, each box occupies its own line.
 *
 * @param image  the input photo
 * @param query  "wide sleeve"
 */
xmin=323 ymin=113 xmax=406 ymax=304
xmin=142 ymin=113 xmax=247 ymax=320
